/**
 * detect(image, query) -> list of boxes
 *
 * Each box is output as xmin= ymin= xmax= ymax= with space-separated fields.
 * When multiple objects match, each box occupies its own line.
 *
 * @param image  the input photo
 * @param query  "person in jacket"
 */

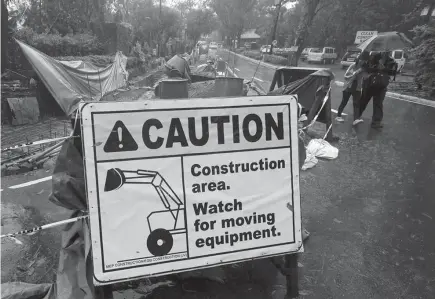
xmin=358 ymin=51 xmax=397 ymax=128
xmin=335 ymin=52 xmax=369 ymax=125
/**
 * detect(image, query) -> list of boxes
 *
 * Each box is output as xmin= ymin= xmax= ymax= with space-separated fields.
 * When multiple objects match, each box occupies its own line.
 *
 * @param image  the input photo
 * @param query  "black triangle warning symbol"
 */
xmin=103 ymin=121 xmax=138 ymax=153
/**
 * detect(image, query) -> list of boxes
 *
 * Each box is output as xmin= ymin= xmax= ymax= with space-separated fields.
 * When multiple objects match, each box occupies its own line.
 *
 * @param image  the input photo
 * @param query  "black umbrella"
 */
xmin=358 ymin=32 xmax=414 ymax=52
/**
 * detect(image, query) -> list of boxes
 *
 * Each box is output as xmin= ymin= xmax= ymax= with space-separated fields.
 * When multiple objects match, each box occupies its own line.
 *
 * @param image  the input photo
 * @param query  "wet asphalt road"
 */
xmin=217 ymin=50 xmax=435 ymax=298
xmin=1 ymin=53 xmax=435 ymax=298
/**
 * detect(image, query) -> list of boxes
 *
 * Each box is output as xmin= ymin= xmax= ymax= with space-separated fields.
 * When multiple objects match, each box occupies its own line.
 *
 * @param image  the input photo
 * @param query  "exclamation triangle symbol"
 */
xmin=103 ymin=121 xmax=138 ymax=153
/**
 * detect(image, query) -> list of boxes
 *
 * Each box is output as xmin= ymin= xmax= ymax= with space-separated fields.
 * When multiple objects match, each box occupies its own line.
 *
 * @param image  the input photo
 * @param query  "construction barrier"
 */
xmin=268 ymin=67 xmax=336 ymax=141
xmin=217 ymin=49 xmax=336 ymax=141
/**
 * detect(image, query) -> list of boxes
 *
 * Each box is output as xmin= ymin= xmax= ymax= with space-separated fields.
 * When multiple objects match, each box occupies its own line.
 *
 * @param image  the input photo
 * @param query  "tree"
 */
xmin=2 ymin=0 xmax=9 ymax=73
xmin=186 ymin=8 xmax=217 ymax=44
xmin=291 ymin=0 xmax=322 ymax=65
xmin=210 ymin=0 xmax=257 ymax=46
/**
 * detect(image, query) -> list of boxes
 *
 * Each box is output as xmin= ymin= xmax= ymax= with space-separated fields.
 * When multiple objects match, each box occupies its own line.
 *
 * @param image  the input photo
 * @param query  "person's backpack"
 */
xmin=368 ymin=72 xmax=390 ymax=89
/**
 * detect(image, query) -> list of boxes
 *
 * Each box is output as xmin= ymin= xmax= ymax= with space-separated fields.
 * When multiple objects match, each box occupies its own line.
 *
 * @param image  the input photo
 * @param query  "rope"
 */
xmin=301 ymin=86 xmax=331 ymax=130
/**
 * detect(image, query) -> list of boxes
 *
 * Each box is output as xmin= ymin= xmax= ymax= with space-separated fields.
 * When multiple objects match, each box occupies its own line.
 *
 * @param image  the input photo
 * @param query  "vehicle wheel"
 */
xmin=147 ymin=228 xmax=173 ymax=256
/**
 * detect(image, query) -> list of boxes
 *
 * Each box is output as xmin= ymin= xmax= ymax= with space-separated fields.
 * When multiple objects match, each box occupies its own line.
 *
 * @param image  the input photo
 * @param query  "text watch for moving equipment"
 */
xmin=80 ymin=96 xmax=303 ymax=285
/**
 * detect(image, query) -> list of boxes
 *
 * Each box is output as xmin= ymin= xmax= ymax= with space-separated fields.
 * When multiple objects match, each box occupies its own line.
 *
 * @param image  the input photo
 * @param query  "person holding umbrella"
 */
xmin=357 ymin=51 xmax=397 ymax=128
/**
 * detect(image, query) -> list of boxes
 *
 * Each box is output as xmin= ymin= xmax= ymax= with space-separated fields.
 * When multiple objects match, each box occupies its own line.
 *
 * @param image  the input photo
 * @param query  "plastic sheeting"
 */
xmin=16 ymin=39 xmax=128 ymax=116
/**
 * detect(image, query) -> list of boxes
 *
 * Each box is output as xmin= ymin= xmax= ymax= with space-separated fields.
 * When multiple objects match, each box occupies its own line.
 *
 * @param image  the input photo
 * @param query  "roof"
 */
xmin=241 ymin=29 xmax=260 ymax=39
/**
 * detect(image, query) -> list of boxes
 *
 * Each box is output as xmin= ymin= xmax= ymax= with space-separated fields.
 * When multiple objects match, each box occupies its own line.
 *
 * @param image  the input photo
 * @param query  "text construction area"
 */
xmin=80 ymin=96 xmax=303 ymax=285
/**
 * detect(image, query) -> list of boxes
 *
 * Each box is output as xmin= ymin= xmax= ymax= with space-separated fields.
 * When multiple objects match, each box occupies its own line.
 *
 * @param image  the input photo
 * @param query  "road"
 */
xmin=217 ymin=49 xmax=435 ymax=298
xmin=1 ymin=166 xmax=70 ymax=284
xmin=1 ymin=53 xmax=435 ymax=298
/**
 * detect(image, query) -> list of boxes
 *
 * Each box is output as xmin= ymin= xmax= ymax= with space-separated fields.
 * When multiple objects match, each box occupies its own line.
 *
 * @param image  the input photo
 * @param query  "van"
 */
xmin=307 ymin=47 xmax=338 ymax=64
xmin=392 ymin=49 xmax=407 ymax=73
xmin=300 ymin=48 xmax=313 ymax=61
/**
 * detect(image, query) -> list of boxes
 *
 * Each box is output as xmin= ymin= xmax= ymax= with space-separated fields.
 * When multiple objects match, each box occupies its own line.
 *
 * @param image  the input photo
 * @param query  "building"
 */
xmin=240 ymin=29 xmax=261 ymax=44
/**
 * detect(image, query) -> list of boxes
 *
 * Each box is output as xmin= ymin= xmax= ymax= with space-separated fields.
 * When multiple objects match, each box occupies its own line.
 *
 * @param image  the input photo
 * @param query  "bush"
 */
xmin=263 ymin=54 xmax=288 ymax=66
xmin=244 ymin=50 xmax=262 ymax=60
xmin=410 ymin=24 xmax=435 ymax=94
xmin=14 ymin=27 xmax=104 ymax=57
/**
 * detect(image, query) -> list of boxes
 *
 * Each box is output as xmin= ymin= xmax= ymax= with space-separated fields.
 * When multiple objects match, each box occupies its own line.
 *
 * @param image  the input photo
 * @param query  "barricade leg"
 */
xmin=285 ymin=254 xmax=299 ymax=298
xmin=96 ymin=285 xmax=113 ymax=299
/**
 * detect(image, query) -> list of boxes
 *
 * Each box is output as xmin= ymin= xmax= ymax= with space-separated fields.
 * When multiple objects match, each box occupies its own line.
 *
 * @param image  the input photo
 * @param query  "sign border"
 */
xmin=80 ymin=96 xmax=303 ymax=285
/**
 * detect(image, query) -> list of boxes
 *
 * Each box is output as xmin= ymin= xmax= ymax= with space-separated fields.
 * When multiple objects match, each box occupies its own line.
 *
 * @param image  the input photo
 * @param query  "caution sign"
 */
xmin=103 ymin=121 xmax=138 ymax=152
xmin=80 ymin=96 xmax=303 ymax=285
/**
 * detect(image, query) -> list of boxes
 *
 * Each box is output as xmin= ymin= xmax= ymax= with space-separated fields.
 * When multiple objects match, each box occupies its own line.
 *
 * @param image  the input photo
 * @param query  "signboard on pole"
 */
xmin=80 ymin=96 xmax=303 ymax=285
xmin=354 ymin=31 xmax=378 ymax=45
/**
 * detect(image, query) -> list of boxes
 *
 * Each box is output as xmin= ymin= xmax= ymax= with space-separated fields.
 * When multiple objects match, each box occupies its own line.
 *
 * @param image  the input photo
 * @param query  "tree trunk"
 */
xmin=91 ymin=0 xmax=106 ymax=38
xmin=291 ymin=0 xmax=321 ymax=66
xmin=1 ymin=0 xmax=9 ymax=73
xmin=269 ymin=2 xmax=282 ymax=54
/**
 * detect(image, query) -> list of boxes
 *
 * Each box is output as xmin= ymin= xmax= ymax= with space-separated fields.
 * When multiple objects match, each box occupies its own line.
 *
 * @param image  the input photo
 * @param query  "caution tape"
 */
xmin=1 ymin=215 xmax=89 ymax=239
xmin=1 ymin=136 xmax=71 ymax=152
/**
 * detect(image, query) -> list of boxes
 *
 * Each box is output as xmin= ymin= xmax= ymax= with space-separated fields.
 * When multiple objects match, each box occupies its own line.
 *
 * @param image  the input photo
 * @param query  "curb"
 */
xmin=335 ymin=81 xmax=434 ymax=107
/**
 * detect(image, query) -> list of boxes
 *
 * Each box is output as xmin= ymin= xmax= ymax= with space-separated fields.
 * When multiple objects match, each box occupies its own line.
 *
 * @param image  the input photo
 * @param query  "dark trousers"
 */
xmin=359 ymin=87 xmax=387 ymax=124
xmin=337 ymin=89 xmax=361 ymax=120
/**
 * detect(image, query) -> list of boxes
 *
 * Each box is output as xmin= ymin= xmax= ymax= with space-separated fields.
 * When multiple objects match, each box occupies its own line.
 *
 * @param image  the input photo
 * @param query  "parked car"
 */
xmin=307 ymin=47 xmax=338 ymax=64
xmin=208 ymin=42 xmax=218 ymax=59
xmin=261 ymin=45 xmax=272 ymax=54
xmin=300 ymin=48 xmax=313 ymax=61
xmin=340 ymin=48 xmax=362 ymax=69
xmin=391 ymin=49 xmax=407 ymax=73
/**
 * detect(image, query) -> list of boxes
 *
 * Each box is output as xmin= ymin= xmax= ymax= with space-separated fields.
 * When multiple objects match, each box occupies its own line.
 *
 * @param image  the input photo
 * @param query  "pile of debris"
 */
xmin=1 ymin=135 xmax=71 ymax=176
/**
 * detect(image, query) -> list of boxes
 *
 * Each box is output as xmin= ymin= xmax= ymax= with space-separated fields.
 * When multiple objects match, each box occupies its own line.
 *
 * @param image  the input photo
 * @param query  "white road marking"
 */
xmin=253 ymin=77 xmax=264 ymax=82
xmin=234 ymin=68 xmax=240 ymax=71
xmin=331 ymin=109 xmax=347 ymax=116
xmin=335 ymin=81 xmax=434 ymax=108
xmin=9 ymin=176 xmax=52 ymax=189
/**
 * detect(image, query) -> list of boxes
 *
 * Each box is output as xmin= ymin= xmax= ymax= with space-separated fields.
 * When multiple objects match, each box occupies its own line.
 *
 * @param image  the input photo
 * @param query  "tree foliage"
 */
xmin=186 ymin=8 xmax=217 ymax=44
xmin=411 ymin=23 xmax=435 ymax=93
xmin=210 ymin=0 xmax=257 ymax=43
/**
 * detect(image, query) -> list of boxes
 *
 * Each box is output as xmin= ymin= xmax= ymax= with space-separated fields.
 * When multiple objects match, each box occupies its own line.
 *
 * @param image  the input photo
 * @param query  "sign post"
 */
xmin=80 ymin=96 xmax=303 ymax=286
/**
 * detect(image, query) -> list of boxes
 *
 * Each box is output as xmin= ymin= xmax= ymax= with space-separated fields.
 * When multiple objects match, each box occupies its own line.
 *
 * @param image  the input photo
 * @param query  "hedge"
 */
xmin=244 ymin=50 xmax=262 ymax=60
xmin=263 ymin=54 xmax=288 ymax=66
xmin=13 ymin=27 xmax=105 ymax=57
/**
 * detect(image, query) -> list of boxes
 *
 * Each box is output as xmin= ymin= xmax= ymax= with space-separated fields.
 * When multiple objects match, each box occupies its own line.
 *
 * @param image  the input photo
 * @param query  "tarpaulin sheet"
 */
xmin=16 ymin=39 xmax=128 ymax=116
xmin=268 ymin=68 xmax=333 ymax=112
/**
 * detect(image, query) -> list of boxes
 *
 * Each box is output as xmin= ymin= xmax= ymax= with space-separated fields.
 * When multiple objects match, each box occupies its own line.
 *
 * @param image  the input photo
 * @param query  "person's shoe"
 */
xmin=371 ymin=122 xmax=383 ymax=128
xmin=352 ymin=119 xmax=364 ymax=126
xmin=335 ymin=116 xmax=345 ymax=122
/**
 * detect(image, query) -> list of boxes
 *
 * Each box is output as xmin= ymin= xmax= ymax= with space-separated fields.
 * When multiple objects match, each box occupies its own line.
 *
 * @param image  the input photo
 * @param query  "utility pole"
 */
xmin=269 ymin=0 xmax=282 ymax=54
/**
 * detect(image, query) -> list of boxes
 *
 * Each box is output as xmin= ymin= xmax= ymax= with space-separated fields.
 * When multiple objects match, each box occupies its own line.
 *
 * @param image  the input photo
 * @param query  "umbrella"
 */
xmin=358 ymin=31 xmax=414 ymax=52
